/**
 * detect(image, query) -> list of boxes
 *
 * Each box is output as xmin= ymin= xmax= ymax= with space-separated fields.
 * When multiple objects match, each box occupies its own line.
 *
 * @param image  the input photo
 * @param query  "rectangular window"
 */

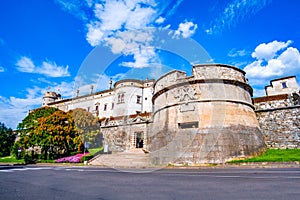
xmin=104 ymin=104 xmax=107 ymax=111
xmin=178 ymin=122 xmax=199 ymax=129
xmin=95 ymin=105 xmax=99 ymax=111
xmin=282 ymin=82 xmax=287 ymax=88
xmin=111 ymin=103 xmax=114 ymax=110
xmin=137 ymin=95 xmax=141 ymax=104
xmin=118 ymin=93 xmax=125 ymax=103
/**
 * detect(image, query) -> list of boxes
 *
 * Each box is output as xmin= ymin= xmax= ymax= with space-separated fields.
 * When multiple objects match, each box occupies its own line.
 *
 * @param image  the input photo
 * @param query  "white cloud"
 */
xmin=0 ymin=80 xmax=76 ymax=129
xmin=87 ymin=0 xmax=157 ymax=46
xmin=16 ymin=56 xmax=35 ymax=72
xmin=155 ymin=16 xmax=165 ymax=24
xmin=38 ymin=61 xmax=70 ymax=77
xmin=206 ymin=0 xmax=272 ymax=34
xmin=251 ymin=40 xmax=292 ymax=60
xmin=57 ymin=0 xmax=183 ymax=69
xmin=174 ymin=21 xmax=198 ymax=38
xmin=16 ymin=56 xmax=70 ymax=77
xmin=50 ymin=81 xmax=75 ymax=98
xmin=163 ymin=0 xmax=184 ymax=18
xmin=0 ymin=86 xmax=43 ymax=129
xmin=244 ymin=40 xmax=300 ymax=86
xmin=0 ymin=66 xmax=5 ymax=72
xmin=85 ymin=0 xmax=161 ymax=69
xmin=120 ymin=46 xmax=158 ymax=68
xmin=228 ymin=49 xmax=247 ymax=57
xmin=54 ymin=0 xmax=89 ymax=21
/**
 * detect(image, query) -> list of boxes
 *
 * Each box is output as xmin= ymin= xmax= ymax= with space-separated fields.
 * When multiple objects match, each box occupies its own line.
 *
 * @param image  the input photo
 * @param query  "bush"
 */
xmin=81 ymin=154 xmax=94 ymax=162
xmin=24 ymin=154 xmax=37 ymax=164
xmin=55 ymin=153 xmax=89 ymax=163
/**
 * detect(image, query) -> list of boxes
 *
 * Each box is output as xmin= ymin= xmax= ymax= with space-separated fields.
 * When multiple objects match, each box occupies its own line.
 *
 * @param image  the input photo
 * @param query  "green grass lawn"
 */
xmin=2 ymin=148 xmax=298 ymax=165
xmin=0 ymin=156 xmax=24 ymax=163
xmin=87 ymin=147 xmax=103 ymax=156
xmin=228 ymin=149 xmax=300 ymax=163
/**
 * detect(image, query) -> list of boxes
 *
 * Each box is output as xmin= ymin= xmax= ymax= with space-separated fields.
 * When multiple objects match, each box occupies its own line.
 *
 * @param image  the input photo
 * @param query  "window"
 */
xmin=282 ymin=82 xmax=287 ymax=88
xmin=137 ymin=95 xmax=141 ymax=104
xmin=118 ymin=93 xmax=125 ymax=103
xmin=95 ymin=105 xmax=99 ymax=111
xmin=178 ymin=122 xmax=199 ymax=129
xmin=104 ymin=104 xmax=107 ymax=111
xmin=111 ymin=103 xmax=114 ymax=110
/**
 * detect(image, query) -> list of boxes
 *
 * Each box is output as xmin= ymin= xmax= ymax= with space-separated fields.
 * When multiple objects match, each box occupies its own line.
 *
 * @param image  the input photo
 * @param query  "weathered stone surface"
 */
xmin=150 ymin=64 xmax=266 ymax=164
xmin=254 ymin=92 xmax=300 ymax=149
xmin=149 ymin=125 xmax=265 ymax=165
xmin=255 ymin=106 xmax=300 ymax=148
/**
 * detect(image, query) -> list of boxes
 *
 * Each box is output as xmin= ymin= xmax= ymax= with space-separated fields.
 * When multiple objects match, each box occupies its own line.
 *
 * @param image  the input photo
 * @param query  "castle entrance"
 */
xmin=135 ymin=132 xmax=144 ymax=148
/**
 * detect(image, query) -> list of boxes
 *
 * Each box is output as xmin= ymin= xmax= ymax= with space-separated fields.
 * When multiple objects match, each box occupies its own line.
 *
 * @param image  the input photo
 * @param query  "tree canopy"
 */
xmin=15 ymin=107 xmax=82 ymax=160
xmin=73 ymin=108 xmax=101 ymax=148
xmin=0 ymin=122 xmax=15 ymax=157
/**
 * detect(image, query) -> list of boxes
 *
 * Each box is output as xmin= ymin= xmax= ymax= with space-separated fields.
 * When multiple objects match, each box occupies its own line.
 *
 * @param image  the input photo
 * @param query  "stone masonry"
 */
xmin=254 ymin=94 xmax=300 ymax=149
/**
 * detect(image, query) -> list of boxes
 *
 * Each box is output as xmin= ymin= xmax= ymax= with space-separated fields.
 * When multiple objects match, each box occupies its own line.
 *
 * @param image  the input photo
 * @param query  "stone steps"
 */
xmin=88 ymin=149 xmax=151 ymax=168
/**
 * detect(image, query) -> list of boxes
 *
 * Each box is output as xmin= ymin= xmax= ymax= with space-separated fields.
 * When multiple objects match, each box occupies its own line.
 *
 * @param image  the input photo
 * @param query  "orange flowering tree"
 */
xmin=73 ymin=108 xmax=101 ymax=148
xmin=34 ymin=110 xmax=82 ymax=159
xmin=15 ymin=107 xmax=58 ymax=156
xmin=15 ymin=107 xmax=82 ymax=160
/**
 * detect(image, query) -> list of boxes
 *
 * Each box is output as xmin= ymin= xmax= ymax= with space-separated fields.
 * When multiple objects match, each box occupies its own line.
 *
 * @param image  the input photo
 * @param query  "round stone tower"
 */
xmin=149 ymin=64 xmax=266 ymax=164
xmin=42 ymin=91 xmax=61 ymax=106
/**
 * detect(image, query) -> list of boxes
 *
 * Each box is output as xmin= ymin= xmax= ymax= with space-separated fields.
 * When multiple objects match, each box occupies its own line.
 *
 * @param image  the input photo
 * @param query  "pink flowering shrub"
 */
xmin=55 ymin=153 xmax=89 ymax=163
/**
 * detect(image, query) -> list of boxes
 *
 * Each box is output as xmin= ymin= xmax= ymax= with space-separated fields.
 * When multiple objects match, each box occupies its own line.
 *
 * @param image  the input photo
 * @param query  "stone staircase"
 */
xmin=88 ymin=148 xmax=151 ymax=168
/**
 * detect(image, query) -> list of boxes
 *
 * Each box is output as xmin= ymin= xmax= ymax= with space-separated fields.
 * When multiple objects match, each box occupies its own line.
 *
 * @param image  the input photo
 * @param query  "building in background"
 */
xmin=265 ymin=76 xmax=299 ymax=96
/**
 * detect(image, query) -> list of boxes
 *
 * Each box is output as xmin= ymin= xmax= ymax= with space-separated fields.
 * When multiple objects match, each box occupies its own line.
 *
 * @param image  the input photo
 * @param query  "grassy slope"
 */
xmin=228 ymin=149 xmax=300 ymax=163
xmin=0 ymin=156 xmax=24 ymax=163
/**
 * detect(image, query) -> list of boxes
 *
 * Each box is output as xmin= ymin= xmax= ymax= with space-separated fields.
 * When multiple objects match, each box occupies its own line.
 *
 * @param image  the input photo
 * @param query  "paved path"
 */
xmin=1 ymin=166 xmax=300 ymax=200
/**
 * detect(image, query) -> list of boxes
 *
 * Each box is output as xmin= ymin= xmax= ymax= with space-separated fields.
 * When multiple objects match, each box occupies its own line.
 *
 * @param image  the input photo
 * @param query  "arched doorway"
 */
xmin=135 ymin=132 xmax=144 ymax=148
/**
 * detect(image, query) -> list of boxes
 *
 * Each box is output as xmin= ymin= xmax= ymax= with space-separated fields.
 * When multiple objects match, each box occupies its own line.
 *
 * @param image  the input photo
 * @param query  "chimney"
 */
xmin=109 ymin=79 xmax=113 ymax=90
xmin=90 ymin=85 xmax=94 ymax=94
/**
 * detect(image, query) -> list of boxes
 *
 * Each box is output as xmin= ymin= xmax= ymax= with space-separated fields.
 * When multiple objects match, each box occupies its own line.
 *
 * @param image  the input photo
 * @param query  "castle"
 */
xmin=43 ymin=64 xmax=300 ymax=165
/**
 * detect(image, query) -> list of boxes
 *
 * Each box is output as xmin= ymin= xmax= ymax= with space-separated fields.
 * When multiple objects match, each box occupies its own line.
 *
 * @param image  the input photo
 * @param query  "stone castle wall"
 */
xmin=99 ymin=113 xmax=151 ymax=152
xmin=254 ymin=94 xmax=300 ymax=149
xmin=150 ymin=64 xmax=266 ymax=164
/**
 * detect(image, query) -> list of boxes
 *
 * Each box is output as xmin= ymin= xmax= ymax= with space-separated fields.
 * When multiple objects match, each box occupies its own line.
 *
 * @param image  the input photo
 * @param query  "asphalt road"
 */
xmin=0 ymin=166 xmax=300 ymax=200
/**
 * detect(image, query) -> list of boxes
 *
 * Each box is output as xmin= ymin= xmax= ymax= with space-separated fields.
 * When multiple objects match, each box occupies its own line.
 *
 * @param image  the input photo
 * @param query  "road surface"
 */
xmin=1 ymin=166 xmax=299 ymax=200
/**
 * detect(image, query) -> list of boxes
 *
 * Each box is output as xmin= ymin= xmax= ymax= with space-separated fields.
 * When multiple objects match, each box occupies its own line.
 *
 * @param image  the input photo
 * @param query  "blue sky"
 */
xmin=1 ymin=0 xmax=300 ymax=129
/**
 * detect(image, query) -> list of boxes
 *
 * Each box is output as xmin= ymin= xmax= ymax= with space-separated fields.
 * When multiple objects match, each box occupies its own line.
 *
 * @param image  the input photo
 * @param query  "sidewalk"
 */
xmin=1 ymin=161 xmax=299 ymax=169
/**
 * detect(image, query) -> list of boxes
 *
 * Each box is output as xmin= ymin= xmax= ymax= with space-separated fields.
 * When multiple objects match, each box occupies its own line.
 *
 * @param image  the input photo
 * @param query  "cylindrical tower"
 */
xmin=149 ymin=64 xmax=266 ymax=164
xmin=112 ymin=79 xmax=144 ymax=117
xmin=42 ymin=91 xmax=60 ymax=106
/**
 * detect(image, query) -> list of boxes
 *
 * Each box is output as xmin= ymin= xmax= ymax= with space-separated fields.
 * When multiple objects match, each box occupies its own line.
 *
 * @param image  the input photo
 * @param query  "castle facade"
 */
xmin=42 ymin=64 xmax=300 ymax=164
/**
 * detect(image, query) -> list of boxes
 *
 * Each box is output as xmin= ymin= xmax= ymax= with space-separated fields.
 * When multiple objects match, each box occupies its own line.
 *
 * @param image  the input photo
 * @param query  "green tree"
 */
xmin=16 ymin=107 xmax=82 ymax=160
xmin=33 ymin=110 xmax=81 ymax=159
xmin=73 ymin=108 xmax=101 ymax=148
xmin=15 ymin=107 xmax=58 ymax=157
xmin=0 ymin=122 xmax=15 ymax=157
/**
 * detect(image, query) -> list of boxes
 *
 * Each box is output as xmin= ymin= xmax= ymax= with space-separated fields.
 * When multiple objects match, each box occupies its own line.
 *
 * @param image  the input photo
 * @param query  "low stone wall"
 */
xmin=254 ymin=94 xmax=300 ymax=149
xmin=255 ymin=106 xmax=300 ymax=149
